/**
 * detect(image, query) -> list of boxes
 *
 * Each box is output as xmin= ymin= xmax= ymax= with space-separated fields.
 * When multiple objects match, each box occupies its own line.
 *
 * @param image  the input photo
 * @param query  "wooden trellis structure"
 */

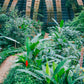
xmin=0 ymin=0 xmax=84 ymax=25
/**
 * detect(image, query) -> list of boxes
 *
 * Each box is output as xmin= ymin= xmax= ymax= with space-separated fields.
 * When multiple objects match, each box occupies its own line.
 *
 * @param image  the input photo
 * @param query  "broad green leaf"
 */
xmin=54 ymin=32 xmax=59 ymax=38
xmin=26 ymin=37 xmax=31 ymax=57
xmin=72 ymin=76 xmax=84 ymax=84
xmin=46 ymin=61 xmax=51 ymax=84
xmin=35 ymin=59 xmax=42 ymax=66
xmin=52 ymin=18 xmax=59 ymax=26
xmin=35 ymin=70 xmax=56 ymax=84
xmin=58 ymin=68 xmax=65 ymax=77
xmin=17 ymin=69 xmax=43 ymax=80
xmin=30 ymin=41 xmax=39 ymax=50
xmin=0 ymin=36 xmax=20 ymax=44
xmin=31 ymin=33 xmax=41 ymax=43
xmin=53 ymin=59 xmax=67 ymax=77
xmin=68 ymin=73 xmax=73 ymax=84
xmin=33 ymin=48 xmax=43 ymax=57
xmin=60 ymin=20 xmax=64 ymax=28
xmin=53 ymin=62 xmax=57 ymax=72
xmin=46 ymin=62 xmax=51 ymax=76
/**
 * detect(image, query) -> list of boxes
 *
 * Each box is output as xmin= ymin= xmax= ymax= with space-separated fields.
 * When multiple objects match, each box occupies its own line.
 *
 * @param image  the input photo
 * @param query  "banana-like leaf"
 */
xmin=0 ymin=36 xmax=20 ymax=44
xmin=58 ymin=68 xmax=65 ymax=77
xmin=52 ymin=18 xmax=59 ymax=26
xmin=68 ymin=73 xmax=73 ymax=84
xmin=55 ymin=54 xmax=65 ymax=59
xmin=35 ymin=59 xmax=42 ymax=66
xmin=35 ymin=70 xmax=56 ymax=84
xmin=31 ymin=33 xmax=41 ymax=43
xmin=33 ymin=48 xmax=43 ymax=57
xmin=17 ymin=69 xmax=43 ymax=80
xmin=72 ymin=76 xmax=84 ymax=84
xmin=46 ymin=62 xmax=51 ymax=76
xmin=60 ymin=20 xmax=64 ymax=28
xmin=30 ymin=41 xmax=39 ymax=50
xmin=53 ymin=59 xmax=67 ymax=77
xmin=53 ymin=62 xmax=57 ymax=72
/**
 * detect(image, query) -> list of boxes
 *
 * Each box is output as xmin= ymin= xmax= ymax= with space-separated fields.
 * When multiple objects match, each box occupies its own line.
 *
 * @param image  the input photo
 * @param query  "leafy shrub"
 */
xmin=0 ymin=9 xmax=43 ymax=48
xmin=48 ymin=20 xmax=82 ymax=64
xmin=65 ymin=11 xmax=84 ymax=33
xmin=15 ymin=33 xmax=45 ymax=67
xmin=18 ymin=59 xmax=84 ymax=84
xmin=0 ymin=14 xmax=8 ymax=24
xmin=3 ymin=66 xmax=43 ymax=84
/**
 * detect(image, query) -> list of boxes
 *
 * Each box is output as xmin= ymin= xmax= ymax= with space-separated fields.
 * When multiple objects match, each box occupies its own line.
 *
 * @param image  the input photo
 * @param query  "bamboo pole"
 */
xmin=10 ymin=0 xmax=18 ymax=11
xmin=26 ymin=0 xmax=32 ymax=17
xmin=33 ymin=0 xmax=40 ymax=20
xmin=56 ymin=0 xmax=62 ymax=23
xmin=2 ymin=0 xmax=10 ymax=11
xmin=77 ymin=0 xmax=83 ymax=6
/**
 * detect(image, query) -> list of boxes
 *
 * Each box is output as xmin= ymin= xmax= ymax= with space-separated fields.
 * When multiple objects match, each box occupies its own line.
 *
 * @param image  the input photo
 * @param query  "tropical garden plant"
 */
xmin=9 ymin=20 xmax=83 ymax=84
xmin=0 ymin=5 xmax=84 ymax=84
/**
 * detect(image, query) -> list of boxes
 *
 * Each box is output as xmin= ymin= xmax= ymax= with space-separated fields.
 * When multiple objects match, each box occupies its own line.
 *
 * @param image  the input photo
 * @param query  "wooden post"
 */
xmin=56 ymin=0 xmax=62 ymax=23
xmin=77 ymin=0 xmax=83 ymax=6
xmin=80 ymin=47 xmax=84 ymax=67
xmin=10 ymin=0 xmax=18 ymax=11
xmin=45 ymin=0 xmax=54 ymax=23
xmin=33 ymin=0 xmax=40 ymax=20
xmin=26 ymin=0 xmax=32 ymax=17
xmin=2 ymin=0 xmax=10 ymax=11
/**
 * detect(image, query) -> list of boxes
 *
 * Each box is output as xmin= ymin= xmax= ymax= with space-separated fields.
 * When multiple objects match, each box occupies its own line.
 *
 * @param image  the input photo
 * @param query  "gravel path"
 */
xmin=0 ymin=53 xmax=22 ymax=83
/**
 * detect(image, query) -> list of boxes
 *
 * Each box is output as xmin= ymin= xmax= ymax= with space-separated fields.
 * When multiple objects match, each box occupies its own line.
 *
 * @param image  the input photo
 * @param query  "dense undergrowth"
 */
xmin=0 ymin=8 xmax=84 ymax=84
xmin=0 ymin=9 xmax=43 ymax=48
xmin=65 ymin=10 xmax=84 ymax=34
xmin=4 ymin=66 xmax=44 ymax=84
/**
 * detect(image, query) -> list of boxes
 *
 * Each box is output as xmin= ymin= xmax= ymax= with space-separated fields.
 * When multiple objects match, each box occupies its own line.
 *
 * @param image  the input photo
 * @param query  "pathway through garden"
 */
xmin=0 ymin=33 xmax=49 ymax=83
xmin=0 ymin=53 xmax=22 ymax=84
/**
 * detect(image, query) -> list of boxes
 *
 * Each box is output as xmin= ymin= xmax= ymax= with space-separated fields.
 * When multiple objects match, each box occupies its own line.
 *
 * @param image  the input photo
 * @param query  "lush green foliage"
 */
xmin=0 ymin=9 xmax=43 ymax=48
xmin=13 ymin=20 xmax=84 ymax=84
xmin=3 ymin=66 xmax=44 ymax=84
xmin=65 ymin=11 xmax=84 ymax=34
xmin=0 ymin=6 xmax=83 ymax=84
xmin=15 ymin=33 xmax=44 ymax=67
